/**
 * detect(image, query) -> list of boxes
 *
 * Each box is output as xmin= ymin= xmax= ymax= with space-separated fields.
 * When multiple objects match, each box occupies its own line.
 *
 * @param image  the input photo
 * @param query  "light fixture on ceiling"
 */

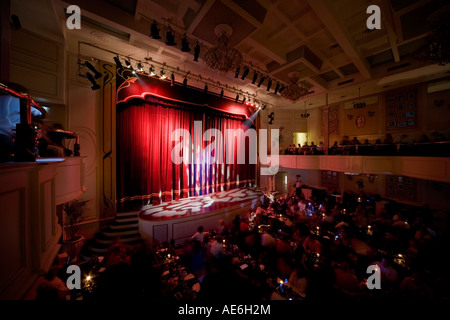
xmin=241 ymin=66 xmax=250 ymax=80
xmin=171 ymin=72 xmax=175 ymax=86
xmin=257 ymin=75 xmax=266 ymax=88
xmin=242 ymin=96 xmax=246 ymax=104
xmin=252 ymin=71 xmax=258 ymax=84
xmin=137 ymin=62 xmax=144 ymax=73
xmin=181 ymin=33 xmax=191 ymax=52
xmin=266 ymin=78 xmax=272 ymax=92
xmin=183 ymin=77 xmax=188 ymax=87
xmin=86 ymin=73 xmax=100 ymax=90
xmin=235 ymin=94 xmax=239 ymax=103
xmin=193 ymin=41 xmax=200 ymax=62
xmin=234 ymin=66 xmax=240 ymax=78
xmin=125 ymin=59 xmax=132 ymax=69
xmin=165 ymin=26 xmax=176 ymax=46
xmin=274 ymin=82 xmax=280 ymax=94
xmin=150 ymin=20 xmax=161 ymax=39
xmin=84 ymin=61 xmax=102 ymax=79
xmin=10 ymin=14 xmax=21 ymax=31
xmin=113 ymin=56 xmax=123 ymax=69
xmin=300 ymin=101 xmax=310 ymax=118
xmin=219 ymin=88 xmax=224 ymax=99
xmin=280 ymin=76 xmax=308 ymax=103
xmin=149 ymin=65 xmax=156 ymax=76
xmin=160 ymin=65 xmax=166 ymax=79
xmin=203 ymin=24 xmax=243 ymax=73
xmin=204 ymin=83 xmax=208 ymax=93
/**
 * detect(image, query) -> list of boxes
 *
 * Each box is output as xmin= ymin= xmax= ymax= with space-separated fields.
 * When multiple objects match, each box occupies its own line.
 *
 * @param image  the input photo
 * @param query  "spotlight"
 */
xmin=279 ymin=85 xmax=286 ymax=93
xmin=10 ymin=15 xmax=21 ymax=31
xmin=242 ymin=96 xmax=246 ymax=104
xmin=241 ymin=66 xmax=250 ymax=80
xmin=257 ymin=76 xmax=266 ymax=88
xmin=149 ymin=65 xmax=156 ymax=76
xmin=183 ymin=77 xmax=188 ymax=87
xmin=266 ymin=78 xmax=272 ymax=92
xmin=150 ymin=20 xmax=161 ymax=39
xmin=204 ymin=84 xmax=208 ymax=93
xmin=193 ymin=42 xmax=200 ymax=62
xmin=84 ymin=61 xmax=102 ymax=79
xmin=235 ymin=94 xmax=239 ymax=103
xmin=252 ymin=71 xmax=258 ymax=84
xmin=125 ymin=59 xmax=132 ymax=69
xmin=113 ymin=56 xmax=123 ymax=69
xmin=274 ymin=82 xmax=280 ymax=94
xmin=234 ymin=66 xmax=240 ymax=78
xmin=165 ymin=26 xmax=176 ymax=46
xmin=219 ymin=88 xmax=224 ymax=99
xmin=160 ymin=69 xmax=166 ymax=79
xmin=261 ymin=104 xmax=267 ymax=110
xmin=86 ymin=73 xmax=100 ymax=90
xmin=171 ymin=72 xmax=175 ymax=86
xmin=137 ymin=62 xmax=144 ymax=72
xmin=181 ymin=33 xmax=191 ymax=52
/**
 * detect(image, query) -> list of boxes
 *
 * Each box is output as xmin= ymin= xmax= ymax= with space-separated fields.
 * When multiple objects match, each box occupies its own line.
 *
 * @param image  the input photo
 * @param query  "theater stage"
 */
xmin=138 ymin=188 xmax=263 ymax=245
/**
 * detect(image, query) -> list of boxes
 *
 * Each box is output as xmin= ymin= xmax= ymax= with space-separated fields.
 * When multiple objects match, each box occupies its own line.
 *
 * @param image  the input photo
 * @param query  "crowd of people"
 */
xmin=285 ymin=132 xmax=449 ymax=156
xmin=35 ymin=185 xmax=448 ymax=302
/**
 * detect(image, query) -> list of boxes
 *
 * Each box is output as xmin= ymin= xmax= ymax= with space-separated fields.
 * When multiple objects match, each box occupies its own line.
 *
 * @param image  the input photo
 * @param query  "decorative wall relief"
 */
xmin=328 ymin=105 xmax=339 ymax=135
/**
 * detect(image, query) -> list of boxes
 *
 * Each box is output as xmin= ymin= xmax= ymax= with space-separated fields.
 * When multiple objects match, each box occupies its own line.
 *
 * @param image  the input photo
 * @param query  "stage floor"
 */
xmin=139 ymin=188 xmax=263 ymax=221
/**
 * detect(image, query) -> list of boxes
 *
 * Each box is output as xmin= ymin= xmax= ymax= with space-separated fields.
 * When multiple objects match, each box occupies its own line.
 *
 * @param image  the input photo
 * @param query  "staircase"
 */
xmin=82 ymin=211 xmax=141 ymax=257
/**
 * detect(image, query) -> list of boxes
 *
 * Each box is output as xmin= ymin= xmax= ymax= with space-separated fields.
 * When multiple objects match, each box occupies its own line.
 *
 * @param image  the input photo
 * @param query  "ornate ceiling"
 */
xmin=12 ymin=0 xmax=450 ymax=108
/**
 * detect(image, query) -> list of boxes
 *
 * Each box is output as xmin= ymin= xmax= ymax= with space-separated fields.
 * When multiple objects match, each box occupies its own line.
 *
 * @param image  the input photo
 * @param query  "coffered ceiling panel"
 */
xmin=36 ymin=0 xmax=450 ymax=108
xmin=190 ymin=1 xmax=258 ymax=47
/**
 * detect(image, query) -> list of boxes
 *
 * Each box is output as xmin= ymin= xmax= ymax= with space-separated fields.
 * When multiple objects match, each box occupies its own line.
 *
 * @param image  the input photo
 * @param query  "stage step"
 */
xmin=115 ymin=216 xmax=139 ymax=223
xmin=115 ymin=211 xmax=139 ymax=218
xmin=109 ymin=221 xmax=138 ymax=230
xmin=94 ymin=233 xmax=141 ymax=245
xmin=102 ymin=226 xmax=140 ymax=237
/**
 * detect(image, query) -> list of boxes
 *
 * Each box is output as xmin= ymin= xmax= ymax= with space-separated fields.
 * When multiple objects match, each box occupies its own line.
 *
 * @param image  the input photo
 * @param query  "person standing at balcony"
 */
xmin=309 ymin=142 xmax=317 ymax=155
xmin=317 ymin=141 xmax=325 ymax=155
xmin=301 ymin=142 xmax=309 ymax=155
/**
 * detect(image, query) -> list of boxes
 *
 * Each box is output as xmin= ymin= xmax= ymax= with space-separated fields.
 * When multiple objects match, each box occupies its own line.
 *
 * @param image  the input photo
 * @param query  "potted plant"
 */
xmin=62 ymin=199 xmax=89 ymax=261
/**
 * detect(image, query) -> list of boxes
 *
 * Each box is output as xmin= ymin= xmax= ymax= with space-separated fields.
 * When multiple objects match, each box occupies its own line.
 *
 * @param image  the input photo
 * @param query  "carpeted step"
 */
xmin=115 ymin=215 xmax=139 ymax=223
xmin=95 ymin=232 xmax=141 ymax=245
xmin=102 ymin=226 xmax=140 ymax=237
xmin=109 ymin=220 xmax=138 ymax=230
xmin=115 ymin=211 xmax=139 ymax=218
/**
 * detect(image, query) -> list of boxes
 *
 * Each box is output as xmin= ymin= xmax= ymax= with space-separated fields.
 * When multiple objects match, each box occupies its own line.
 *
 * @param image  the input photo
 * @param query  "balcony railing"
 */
xmin=278 ymin=154 xmax=450 ymax=183
xmin=284 ymin=141 xmax=450 ymax=157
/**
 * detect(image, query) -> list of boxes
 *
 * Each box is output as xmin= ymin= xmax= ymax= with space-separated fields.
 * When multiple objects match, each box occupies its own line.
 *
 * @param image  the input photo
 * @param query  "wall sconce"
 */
xmin=347 ymin=114 xmax=353 ymax=120
xmin=368 ymin=111 xmax=375 ymax=117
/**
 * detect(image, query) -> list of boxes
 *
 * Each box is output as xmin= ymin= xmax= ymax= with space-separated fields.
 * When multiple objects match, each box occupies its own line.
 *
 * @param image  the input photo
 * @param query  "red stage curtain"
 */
xmin=117 ymin=98 xmax=255 ymax=211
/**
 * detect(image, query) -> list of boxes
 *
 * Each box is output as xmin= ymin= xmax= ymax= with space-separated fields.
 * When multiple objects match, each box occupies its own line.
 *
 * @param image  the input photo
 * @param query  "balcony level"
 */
xmin=279 ymin=155 xmax=450 ymax=183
